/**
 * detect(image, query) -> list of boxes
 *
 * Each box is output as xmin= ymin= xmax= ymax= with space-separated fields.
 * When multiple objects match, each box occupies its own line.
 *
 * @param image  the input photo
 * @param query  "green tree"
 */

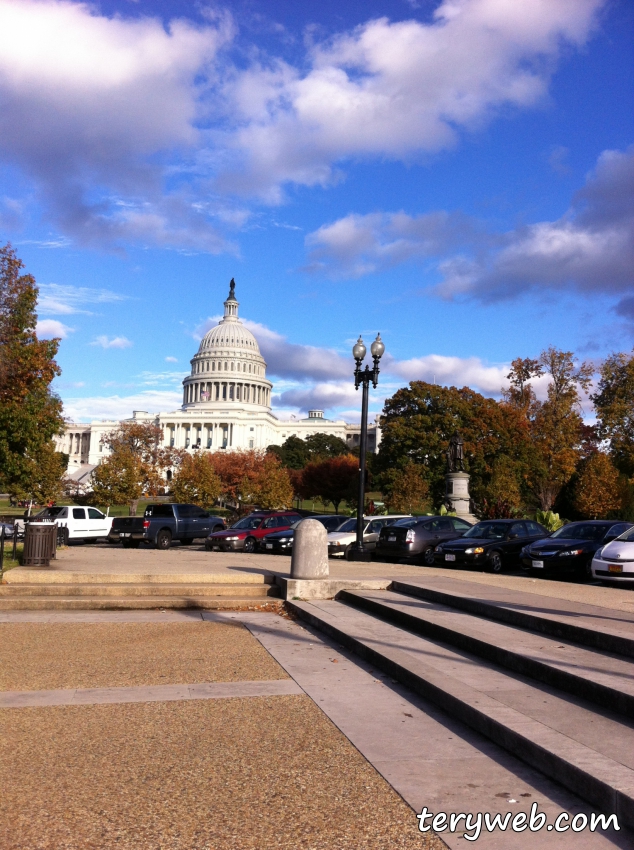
xmin=376 ymin=381 xmax=530 ymax=510
xmin=503 ymin=357 xmax=542 ymax=416
xmin=383 ymin=463 xmax=430 ymax=514
xmin=170 ymin=451 xmax=222 ymax=506
xmin=574 ymin=452 xmax=623 ymax=519
xmin=0 ymin=244 xmax=66 ymax=501
xmin=267 ymin=435 xmax=308 ymax=469
xmin=591 ymin=350 xmax=634 ymax=479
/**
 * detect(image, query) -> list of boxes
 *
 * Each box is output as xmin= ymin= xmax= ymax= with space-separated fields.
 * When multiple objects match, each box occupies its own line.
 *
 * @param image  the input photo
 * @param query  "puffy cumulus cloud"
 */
xmin=165 ymin=356 xmax=179 ymax=363
xmin=437 ymin=146 xmax=634 ymax=304
xmin=303 ymin=146 xmax=634 ymax=319
xmin=0 ymin=0 xmax=233 ymax=249
xmin=385 ymin=353 xmax=508 ymax=395
xmin=221 ymin=0 xmax=603 ymax=197
xmin=38 ymin=283 xmax=128 ymax=315
xmin=304 ymin=210 xmax=484 ymax=277
xmin=90 ymin=335 xmax=133 ymax=349
xmin=36 ymin=318 xmax=73 ymax=338
xmin=61 ymin=390 xmax=183 ymax=422
xmin=0 ymin=0 xmax=605 ymax=243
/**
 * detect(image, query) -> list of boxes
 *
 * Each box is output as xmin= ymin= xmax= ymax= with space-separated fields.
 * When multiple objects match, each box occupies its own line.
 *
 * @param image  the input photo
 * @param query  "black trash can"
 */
xmin=22 ymin=522 xmax=57 ymax=566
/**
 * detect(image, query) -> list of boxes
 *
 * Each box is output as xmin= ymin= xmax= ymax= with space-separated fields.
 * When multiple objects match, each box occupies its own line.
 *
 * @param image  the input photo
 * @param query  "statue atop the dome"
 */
xmin=228 ymin=278 xmax=236 ymax=300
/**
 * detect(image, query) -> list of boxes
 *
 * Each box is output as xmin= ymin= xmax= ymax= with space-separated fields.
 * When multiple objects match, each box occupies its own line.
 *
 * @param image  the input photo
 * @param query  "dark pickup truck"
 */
xmin=108 ymin=504 xmax=226 ymax=549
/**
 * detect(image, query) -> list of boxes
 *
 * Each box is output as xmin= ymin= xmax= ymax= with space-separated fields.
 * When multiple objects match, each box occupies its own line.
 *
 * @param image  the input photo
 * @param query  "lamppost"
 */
xmin=349 ymin=333 xmax=385 ymax=561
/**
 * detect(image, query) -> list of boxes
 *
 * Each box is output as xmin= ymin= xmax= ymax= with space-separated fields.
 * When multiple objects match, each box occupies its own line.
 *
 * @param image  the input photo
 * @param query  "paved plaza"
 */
xmin=2 ymin=545 xmax=634 ymax=849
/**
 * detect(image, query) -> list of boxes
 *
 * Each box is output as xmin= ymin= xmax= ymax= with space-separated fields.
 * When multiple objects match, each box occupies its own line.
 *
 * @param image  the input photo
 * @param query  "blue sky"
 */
xmin=0 ymin=0 xmax=632 ymax=423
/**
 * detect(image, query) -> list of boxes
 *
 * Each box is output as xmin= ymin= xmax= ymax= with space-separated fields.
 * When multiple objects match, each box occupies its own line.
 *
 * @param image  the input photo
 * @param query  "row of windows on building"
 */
xmin=193 ymin=359 xmax=262 ymax=375
xmin=184 ymin=382 xmax=270 ymax=405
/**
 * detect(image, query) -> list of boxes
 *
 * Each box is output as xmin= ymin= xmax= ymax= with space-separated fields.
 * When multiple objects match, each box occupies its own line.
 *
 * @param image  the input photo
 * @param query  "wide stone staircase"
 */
xmin=0 ymin=570 xmax=281 ymax=610
xmin=287 ymin=577 xmax=634 ymax=832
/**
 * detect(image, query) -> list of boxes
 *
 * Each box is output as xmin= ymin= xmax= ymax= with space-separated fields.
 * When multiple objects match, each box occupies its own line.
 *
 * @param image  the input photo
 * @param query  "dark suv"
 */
xmin=376 ymin=515 xmax=473 ymax=565
xmin=205 ymin=511 xmax=302 ymax=553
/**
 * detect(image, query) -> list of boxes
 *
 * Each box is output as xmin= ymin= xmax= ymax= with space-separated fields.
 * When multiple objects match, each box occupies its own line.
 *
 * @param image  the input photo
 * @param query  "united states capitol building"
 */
xmin=57 ymin=282 xmax=380 ymax=484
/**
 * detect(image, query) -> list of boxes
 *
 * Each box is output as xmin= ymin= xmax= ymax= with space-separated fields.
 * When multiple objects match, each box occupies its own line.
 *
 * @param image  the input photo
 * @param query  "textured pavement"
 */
xmin=0 ymin=611 xmax=444 ymax=850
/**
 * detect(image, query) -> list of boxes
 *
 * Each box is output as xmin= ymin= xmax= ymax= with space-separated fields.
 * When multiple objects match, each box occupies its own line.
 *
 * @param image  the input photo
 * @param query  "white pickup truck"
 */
xmin=33 ymin=506 xmax=113 ymax=543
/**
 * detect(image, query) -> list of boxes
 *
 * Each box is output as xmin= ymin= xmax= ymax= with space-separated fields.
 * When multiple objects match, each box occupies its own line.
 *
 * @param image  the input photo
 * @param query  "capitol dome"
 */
xmin=182 ymin=279 xmax=272 ymax=410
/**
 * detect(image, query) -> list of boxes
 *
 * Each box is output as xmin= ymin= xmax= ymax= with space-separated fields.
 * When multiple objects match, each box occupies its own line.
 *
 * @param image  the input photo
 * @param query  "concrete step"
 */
xmin=3 ymin=569 xmax=275 ymax=586
xmin=0 ymin=583 xmax=279 ymax=598
xmin=0 ymin=595 xmax=284 ymax=611
xmin=391 ymin=577 xmax=634 ymax=659
xmin=339 ymin=589 xmax=634 ymax=718
xmin=288 ymin=598 xmax=634 ymax=828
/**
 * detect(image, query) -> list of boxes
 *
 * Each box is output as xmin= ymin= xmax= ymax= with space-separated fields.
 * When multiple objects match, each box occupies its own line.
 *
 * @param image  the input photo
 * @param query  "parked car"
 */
xmin=435 ymin=519 xmax=548 ymax=573
xmin=375 ymin=515 xmax=473 ymax=565
xmin=259 ymin=514 xmax=348 ymax=554
xmin=591 ymin=525 xmax=634 ymax=584
xmin=327 ymin=515 xmax=411 ymax=559
xmin=108 ymin=504 xmax=226 ymax=549
xmin=0 ymin=521 xmax=15 ymax=538
xmin=522 ymin=520 xmax=633 ymax=580
xmin=34 ymin=505 xmax=114 ymax=544
xmin=205 ymin=511 xmax=302 ymax=553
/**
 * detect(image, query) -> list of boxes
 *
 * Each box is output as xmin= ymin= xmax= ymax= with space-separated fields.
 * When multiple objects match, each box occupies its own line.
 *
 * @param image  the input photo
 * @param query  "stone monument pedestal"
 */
xmin=445 ymin=471 xmax=478 ymax=524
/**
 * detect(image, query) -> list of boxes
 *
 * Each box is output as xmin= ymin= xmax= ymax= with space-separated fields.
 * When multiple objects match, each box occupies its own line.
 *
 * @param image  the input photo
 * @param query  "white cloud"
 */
xmin=0 ymin=0 xmax=605 ymax=246
xmin=61 ymin=390 xmax=183 ymax=422
xmin=436 ymin=146 xmax=634 ymax=307
xmin=38 ymin=283 xmax=128 ymax=315
xmin=36 ymin=318 xmax=73 ymax=338
xmin=165 ymin=356 xmax=179 ymax=363
xmin=0 ymin=0 xmax=233 ymax=249
xmin=385 ymin=353 xmax=508 ymax=395
xmin=304 ymin=210 xmax=482 ymax=277
xmin=221 ymin=0 xmax=603 ymax=197
xmin=90 ymin=335 xmax=133 ymax=349
xmin=302 ymin=145 xmax=634 ymax=323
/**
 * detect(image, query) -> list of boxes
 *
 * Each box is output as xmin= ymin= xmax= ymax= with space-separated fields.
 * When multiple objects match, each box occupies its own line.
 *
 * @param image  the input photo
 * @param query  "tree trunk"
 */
xmin=129 ymin=499 xmax=140 ymax=516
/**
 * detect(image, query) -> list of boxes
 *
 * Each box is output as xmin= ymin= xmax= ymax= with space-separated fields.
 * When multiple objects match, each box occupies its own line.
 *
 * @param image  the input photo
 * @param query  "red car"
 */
xmin=205 ymin=511 xmax=302 ymax=553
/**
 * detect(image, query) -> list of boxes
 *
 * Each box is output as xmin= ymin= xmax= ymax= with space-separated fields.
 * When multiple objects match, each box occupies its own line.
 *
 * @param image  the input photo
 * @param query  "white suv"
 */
xmin=327 ymin=515 xmax=411 ymax=559
xmin=33 ymin=506 xmax=113 ymax=543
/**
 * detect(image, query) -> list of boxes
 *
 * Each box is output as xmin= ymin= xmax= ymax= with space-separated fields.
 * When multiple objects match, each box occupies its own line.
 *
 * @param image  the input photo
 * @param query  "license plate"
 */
xmin=266 ymin=544 xmax=273 ymax=549
xmin=532 ymin=560 xmax=544 ymax=568
xmin=388 ymin=536 xmax=396 ymax=542
xmin=121 ymin=533 xmax=131 ymax=538
xmin=445 ymin=554 xmax=456 ymax=562
xmin=609 ymin=564 xmax=623 ymax=574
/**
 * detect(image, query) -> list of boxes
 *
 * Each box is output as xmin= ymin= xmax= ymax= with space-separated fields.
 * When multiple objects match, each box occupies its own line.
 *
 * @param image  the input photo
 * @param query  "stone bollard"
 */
xmin=290 ymin=519 xmax=329 ymax=579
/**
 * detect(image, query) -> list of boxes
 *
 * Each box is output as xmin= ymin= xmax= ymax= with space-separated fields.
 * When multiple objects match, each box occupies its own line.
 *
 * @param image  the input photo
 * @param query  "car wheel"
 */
xmin=61 ymin=527 xmax=69 ymax=546
xmin=582 ymin=559 xmax=594 ymax=582
xmin=488 ymin=551 xmax=503 ymax=573
xmin=213 ymin=524 xmax=224 ymax=533
xmin=156 ymin=530 xmax=172 ymax=550
xmin=422 ymin=547 xmax=436 ymax=567
xmin=244 ymin=537 xmax=256 ymax=553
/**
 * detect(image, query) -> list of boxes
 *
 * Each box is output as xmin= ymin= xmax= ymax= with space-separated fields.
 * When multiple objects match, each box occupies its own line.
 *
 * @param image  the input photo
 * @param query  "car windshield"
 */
xmin=335 ymin=518 xmax=358 ymax=533
xmin=550 ymin=523 xmax=609 ymax=541
xmin=392 ymin=517 xmax=419 ymax=527
xmin=615 ymin=526 xmax=634 ymax=542
xmin=289 ymin=520 xmax=302 ymax=529
xmin=231 ymin=516 xmax=263 ymax=530
xmin=463 ymin=522 xmax=509 ymax=540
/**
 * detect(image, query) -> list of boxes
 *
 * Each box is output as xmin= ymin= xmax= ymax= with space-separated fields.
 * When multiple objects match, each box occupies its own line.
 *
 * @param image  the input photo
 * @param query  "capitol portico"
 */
xmin=57 ymin=281 xmax=380 ymax=484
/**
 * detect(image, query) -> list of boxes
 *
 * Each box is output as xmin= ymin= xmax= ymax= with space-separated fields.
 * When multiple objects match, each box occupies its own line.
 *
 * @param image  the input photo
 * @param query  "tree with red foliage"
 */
xmin=300 ymin=454 xmax=359 ymax=513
